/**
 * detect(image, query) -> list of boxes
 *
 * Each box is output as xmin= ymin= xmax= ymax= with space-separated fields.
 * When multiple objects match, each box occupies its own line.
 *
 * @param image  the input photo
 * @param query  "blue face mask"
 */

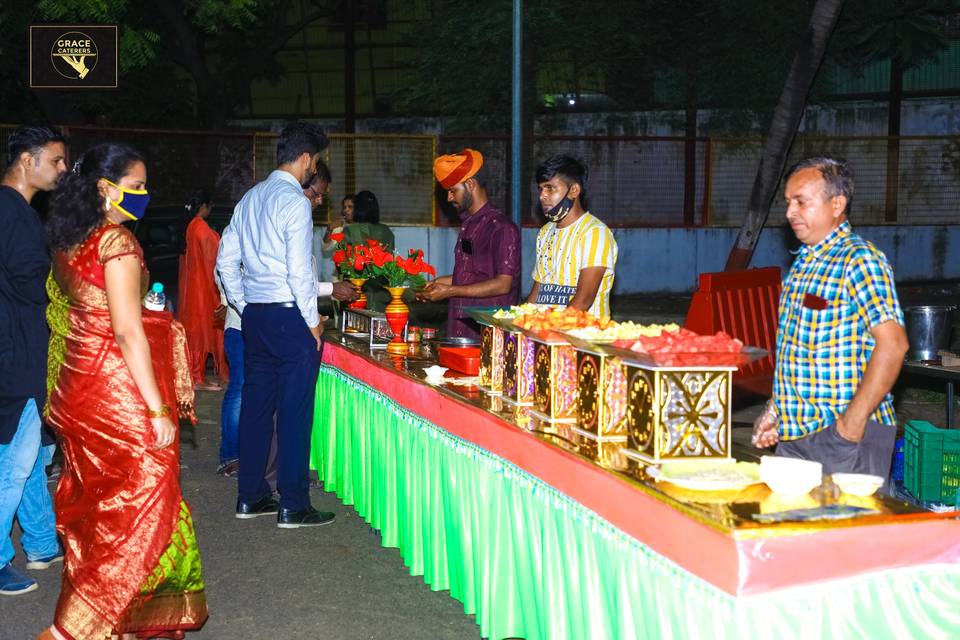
xmin=102 ymin=178 xmax=151 ymax=221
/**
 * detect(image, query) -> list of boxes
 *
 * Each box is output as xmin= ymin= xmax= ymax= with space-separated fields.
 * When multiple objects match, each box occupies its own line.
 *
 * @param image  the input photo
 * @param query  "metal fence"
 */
xmin=254 ymin=132 xmax=435 ymax=224
xmin=708 ymin=136 xmax=960 ymax=226
xmin=0 ymin=125 xmax=436 ymax=225
xmin=438 ymin=135 xmax=709 ymax=226
xmin=67 ymin=126 xmax=256 ymax=208
xmin=3 ymin=123 xmax=958 ymax=228
xmin=0 ymin=124 xmax=256 ymax=209
xmin=439 ymin=134 xmax=960 ymax=227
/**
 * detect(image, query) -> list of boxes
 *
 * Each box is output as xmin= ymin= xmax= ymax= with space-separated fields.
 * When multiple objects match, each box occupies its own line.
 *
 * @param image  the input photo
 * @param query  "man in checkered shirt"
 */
xmin=752 ymin=157 xmax=909 ymax=490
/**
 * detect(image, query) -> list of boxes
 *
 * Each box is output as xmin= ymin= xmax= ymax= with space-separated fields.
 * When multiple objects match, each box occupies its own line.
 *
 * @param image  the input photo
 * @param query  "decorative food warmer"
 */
xmin=529 ymin=332 xmax=579 ymax=423
xmin=466 ymin=308 xmax=517 ymax=396
xmin=571 ymin=343 xmax=629 ymax=442
xmin=479 ymin=324 xmax=505 ymax=394
xmin=502 ymin=329 xmax=535 ymax=406
xmin=619 ymin=353 xmax=736 ymax=464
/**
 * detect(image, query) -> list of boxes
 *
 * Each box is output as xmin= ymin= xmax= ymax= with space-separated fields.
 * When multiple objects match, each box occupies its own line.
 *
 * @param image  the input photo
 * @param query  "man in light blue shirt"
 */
xmin=217 ymin=122 xmax=355 ymax=529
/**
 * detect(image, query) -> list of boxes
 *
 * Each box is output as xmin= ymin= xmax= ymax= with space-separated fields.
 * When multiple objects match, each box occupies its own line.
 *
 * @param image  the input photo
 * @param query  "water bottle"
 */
xmin=144 ymin=282 xmax=166 ymax=311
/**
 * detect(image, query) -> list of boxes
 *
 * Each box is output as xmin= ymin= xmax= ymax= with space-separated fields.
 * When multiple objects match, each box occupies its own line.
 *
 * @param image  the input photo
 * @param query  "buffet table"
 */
xmin=310 ymin=332 xmax=960 ymax=640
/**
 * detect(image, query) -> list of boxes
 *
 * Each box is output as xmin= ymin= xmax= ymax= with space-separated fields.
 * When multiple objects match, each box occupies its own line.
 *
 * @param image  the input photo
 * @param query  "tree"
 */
xmin=725 ymin=0 xmax=958 ymax=269
xmin=832 ymin=0 xmax=953 ymax=71
xmin=642 ymin=2 xmax=810 ymax=224
xmin=831 ymin=0 xmax=957 ymax=222
xmin=397 ymin=0 xmax=568 ymax=222
xmin=30 ymin=0 xmax=338 ymax=128
xmin=725 ymin=0 xmax=847 ymax=271
xmin=401 ymin=1 xmax=825 ymax=227
xmin=397 ymin=0 xmax=553 ymax=131
xmin=0 ymin=1 xmax=43 ymax=123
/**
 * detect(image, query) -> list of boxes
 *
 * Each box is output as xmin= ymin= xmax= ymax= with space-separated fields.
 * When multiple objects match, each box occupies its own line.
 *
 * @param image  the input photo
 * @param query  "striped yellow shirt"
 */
xmin=532 ymin=212 xmax=618 ymax=318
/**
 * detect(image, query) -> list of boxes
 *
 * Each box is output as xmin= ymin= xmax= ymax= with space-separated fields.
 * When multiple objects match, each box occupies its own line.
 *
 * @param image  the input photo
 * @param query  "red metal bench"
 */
xmin=684 ymin=267 xmax=782 ymax=399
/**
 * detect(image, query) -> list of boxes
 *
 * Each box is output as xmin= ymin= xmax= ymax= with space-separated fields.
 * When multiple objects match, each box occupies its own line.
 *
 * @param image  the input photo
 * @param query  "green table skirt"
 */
xmin=310 ymin=365 xmax=960 ymax=640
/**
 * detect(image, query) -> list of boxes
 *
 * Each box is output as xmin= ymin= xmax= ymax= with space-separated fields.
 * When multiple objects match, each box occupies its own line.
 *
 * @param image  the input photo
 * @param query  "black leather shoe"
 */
xmin=235 ymin=495 xmax=280 ymax=519
xmin=277 ymin=506 xmax=336 ymax=529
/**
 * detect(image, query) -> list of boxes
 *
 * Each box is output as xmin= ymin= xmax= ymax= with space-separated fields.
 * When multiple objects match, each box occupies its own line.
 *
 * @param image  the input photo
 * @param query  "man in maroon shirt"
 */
xmin=419 ymin=149 xmax=520 ymax=339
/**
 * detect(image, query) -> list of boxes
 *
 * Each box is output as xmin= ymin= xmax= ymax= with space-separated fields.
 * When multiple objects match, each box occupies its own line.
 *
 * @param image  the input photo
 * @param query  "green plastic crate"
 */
xmin=903 ymin=420 xmax=960 ymax=503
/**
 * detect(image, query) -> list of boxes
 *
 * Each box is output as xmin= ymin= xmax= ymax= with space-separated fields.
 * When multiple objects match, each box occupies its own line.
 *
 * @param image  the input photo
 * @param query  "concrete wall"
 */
xmin=391 ymin=224 xmax=960 ymax=295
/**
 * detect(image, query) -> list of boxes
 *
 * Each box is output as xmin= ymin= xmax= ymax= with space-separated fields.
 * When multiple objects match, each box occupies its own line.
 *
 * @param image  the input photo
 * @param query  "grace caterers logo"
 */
xmin=51 ymin=31 xmax=98 ymax=79
xmin=30 ymin=25 xmax=117 ymax=89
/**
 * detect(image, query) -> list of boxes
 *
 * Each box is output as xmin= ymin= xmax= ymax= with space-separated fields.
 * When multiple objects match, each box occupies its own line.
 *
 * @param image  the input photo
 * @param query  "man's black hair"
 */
xmin=276 ymin=122 xmax=329 ymax=166
xmin=5 ymin=125 xmax=66 ymax=169
xmin=535 ymin=154 xmax=589 ymax=209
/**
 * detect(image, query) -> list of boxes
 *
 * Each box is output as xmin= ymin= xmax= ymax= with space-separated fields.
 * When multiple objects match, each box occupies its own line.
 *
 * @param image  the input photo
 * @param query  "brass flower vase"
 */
xmin=347 ymin=278 xmax=367 ymax=309
xmin=385 ymin=286 xmax=409 ymax=355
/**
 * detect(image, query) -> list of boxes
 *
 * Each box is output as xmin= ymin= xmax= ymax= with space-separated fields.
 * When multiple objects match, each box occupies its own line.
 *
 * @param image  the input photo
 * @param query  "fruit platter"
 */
xmin=598 ymin=327 xmax=769 ymax=369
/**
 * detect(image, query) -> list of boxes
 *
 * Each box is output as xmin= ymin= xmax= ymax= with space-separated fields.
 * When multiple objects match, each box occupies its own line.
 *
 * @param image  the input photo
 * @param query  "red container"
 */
xmin=438 ymin=346 xmax=481 ymax=375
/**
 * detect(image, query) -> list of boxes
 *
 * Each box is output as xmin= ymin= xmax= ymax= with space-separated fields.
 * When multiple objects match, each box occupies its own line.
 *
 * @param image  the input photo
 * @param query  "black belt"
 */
xmin=247 ymin=301 xmax=297 ymax=308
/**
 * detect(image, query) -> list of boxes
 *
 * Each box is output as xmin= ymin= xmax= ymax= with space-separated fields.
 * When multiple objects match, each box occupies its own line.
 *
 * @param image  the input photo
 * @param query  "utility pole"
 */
xmin=724 ymin=0 xmax=845 ymax=271
xmin=511 ymin=0 xmax=523 ymax=274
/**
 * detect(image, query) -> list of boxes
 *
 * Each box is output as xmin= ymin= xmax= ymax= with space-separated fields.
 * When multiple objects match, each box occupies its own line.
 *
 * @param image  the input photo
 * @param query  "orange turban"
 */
xmin=433 ymin=149 xmax=483 ymax=189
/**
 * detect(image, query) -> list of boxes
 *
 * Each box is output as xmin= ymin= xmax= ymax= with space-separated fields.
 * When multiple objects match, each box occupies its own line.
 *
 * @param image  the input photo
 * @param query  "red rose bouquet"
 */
xmin=366 ymin=244 xmax=435 ymax=289
xmin=331 ymin=237 xmax=371 ymax=279
xmin=330 ymin=236 xmax=435 ymax=288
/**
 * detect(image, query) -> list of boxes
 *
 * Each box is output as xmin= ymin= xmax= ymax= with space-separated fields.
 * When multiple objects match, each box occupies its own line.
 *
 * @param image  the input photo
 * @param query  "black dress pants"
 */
xmin=238 ymin=304 xmax=320 ymax=511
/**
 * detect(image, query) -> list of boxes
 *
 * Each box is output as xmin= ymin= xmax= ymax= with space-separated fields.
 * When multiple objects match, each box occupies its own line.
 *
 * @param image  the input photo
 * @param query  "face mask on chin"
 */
xmin=102 ymin=178 xmax=151 ymax=221
xmin=543 ymin=186 xmax=574 ymax=223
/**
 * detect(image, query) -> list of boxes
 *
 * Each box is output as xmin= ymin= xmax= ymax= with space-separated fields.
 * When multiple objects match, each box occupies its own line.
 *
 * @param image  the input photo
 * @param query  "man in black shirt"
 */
xmin=0 ymin=125 xmax=66 ymax=595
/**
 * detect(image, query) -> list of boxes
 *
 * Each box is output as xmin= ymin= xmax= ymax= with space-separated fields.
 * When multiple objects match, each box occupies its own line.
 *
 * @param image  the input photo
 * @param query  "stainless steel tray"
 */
xmin=427 ymin=336 xmax=480 ymax=347
xmin=463 ymin=307 xmax=519 ymax=331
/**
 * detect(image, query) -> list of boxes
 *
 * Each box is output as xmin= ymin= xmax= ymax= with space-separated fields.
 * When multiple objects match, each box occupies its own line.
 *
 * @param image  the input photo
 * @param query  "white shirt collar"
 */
xmin=270 ymin=169 xmax=304 ymax=190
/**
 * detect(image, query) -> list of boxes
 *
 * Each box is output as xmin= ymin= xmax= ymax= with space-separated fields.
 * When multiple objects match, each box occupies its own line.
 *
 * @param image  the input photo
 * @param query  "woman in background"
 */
xmin=178 ymin=190 xmax=225 ymax=391
xmin=344 ymin=190 xmax=395 ymax=312
xmin=318 ymin=193 xmax=355 ymax=283
xmin=343 ymin=189 xmax=394 ymax=251
xmin=42 ymin=143 xmax=207 ymax=640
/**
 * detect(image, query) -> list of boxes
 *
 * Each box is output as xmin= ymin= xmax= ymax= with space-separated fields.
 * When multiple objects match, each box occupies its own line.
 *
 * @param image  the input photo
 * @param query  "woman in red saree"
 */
xmin=177 ymin=191 xmax=224 ymax=390
xmin=42 ymin=143 xmax=207 ymax=640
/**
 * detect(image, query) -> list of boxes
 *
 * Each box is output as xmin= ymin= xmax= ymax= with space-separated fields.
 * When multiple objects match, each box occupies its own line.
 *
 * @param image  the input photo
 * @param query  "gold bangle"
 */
xmin=147 ymin=405 xmax=171 ymax=418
